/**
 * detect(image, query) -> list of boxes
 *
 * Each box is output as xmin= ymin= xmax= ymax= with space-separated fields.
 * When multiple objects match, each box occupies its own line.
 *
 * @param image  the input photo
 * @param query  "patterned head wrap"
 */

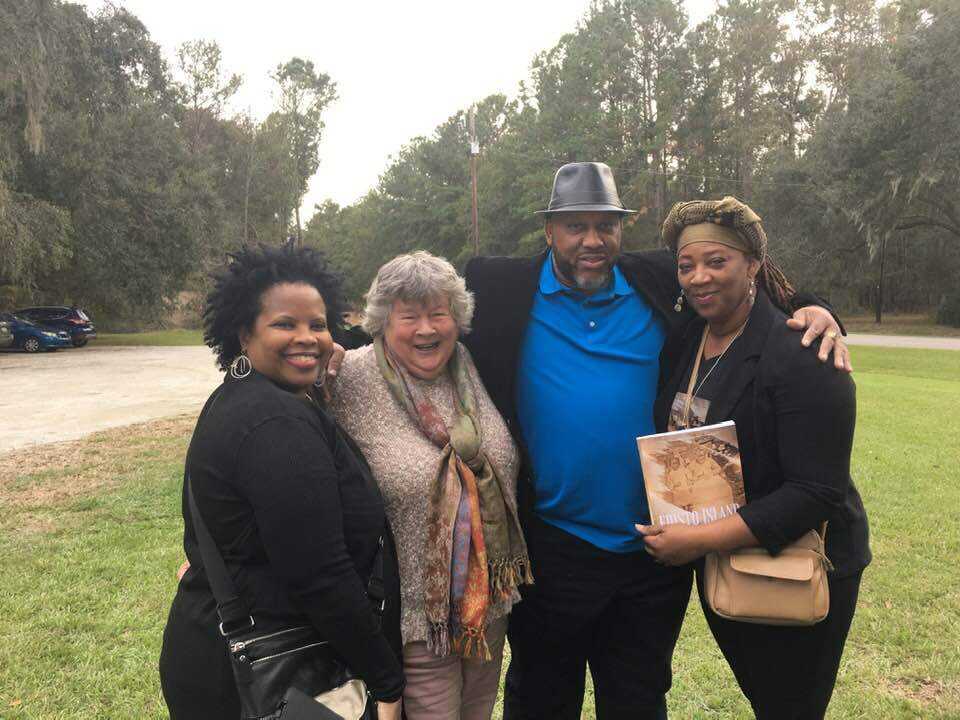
xmin=661 ymin=196 xmax=767 ymax=261
xmin=661 ymin=196 xmax=794 ymax=309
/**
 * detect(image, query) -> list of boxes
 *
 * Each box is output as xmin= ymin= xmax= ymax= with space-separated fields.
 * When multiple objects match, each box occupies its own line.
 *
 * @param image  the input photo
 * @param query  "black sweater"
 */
xmin=171 ymin=371 xmax=404 ymax=701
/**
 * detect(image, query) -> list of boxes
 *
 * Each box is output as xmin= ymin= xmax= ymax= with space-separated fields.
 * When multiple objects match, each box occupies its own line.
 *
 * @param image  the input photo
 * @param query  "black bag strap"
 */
xmin=186 ymin=473 xmax=255 ymax=637
xmin=366 ymin=535 xmax=386 ymax=612
xmin=186 ymin=472 xmax=387 ymax=638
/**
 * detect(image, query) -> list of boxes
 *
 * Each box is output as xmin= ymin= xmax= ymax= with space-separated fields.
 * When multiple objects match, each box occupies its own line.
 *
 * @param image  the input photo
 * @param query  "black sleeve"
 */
xmin=235 ymin=417 xmax=404 ymax=702
xmin=462 ymin=256 xmax=510 ymax=401
xmin=737 ymin=337 xmax=856 ymax=554
xmin=463 ymin=256 xmax=498 ymax=355
xmin=462 ymin=257 xmax=483 ymax=358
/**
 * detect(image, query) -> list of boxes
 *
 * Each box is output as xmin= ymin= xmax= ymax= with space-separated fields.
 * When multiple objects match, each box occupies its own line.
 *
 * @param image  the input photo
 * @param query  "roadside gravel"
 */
xmin=0 ymin=345 xmax=221 ymax=453
xmin=1 ymin=335 xmax=956 ymax=454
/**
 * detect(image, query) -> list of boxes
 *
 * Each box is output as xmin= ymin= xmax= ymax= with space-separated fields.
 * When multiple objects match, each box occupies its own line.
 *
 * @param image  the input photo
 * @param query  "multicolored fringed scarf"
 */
xmin=374 ymin=336 xmax=532 ymax=660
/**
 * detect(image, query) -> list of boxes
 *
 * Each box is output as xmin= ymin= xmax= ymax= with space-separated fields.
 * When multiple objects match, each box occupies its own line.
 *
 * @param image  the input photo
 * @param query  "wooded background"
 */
xmin=2 ymin=0 xmax=958 ymax=328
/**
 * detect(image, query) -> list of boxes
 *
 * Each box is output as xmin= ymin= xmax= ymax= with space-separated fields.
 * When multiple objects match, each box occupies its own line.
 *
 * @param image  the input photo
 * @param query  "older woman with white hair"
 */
xmin=328 ymin=251 xmax=531 ymax=720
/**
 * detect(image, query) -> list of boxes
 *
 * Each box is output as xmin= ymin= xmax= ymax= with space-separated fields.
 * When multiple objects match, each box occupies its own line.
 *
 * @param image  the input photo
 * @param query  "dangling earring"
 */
xmin=230 ymin=351 xmax=252 ymax=379
xmin=674 ymin=290 xmax=685 ymax=313
xmin=748 ymin=278 xmax=756 ymax=305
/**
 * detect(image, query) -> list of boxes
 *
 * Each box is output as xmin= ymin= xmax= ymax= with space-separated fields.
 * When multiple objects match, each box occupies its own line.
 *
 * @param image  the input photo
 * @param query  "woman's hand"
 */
xmin=377 ymin=699 xmax=402 ymax=720
xmin=326 ymin=343 xmax=345 ymax=383
xmin=176 ymin=560 xmax=190 ymax=581
xmin=635 ymin=523 xmax=706 ymax=566
xmin=314 ymin=342 xmax=345 ymax=402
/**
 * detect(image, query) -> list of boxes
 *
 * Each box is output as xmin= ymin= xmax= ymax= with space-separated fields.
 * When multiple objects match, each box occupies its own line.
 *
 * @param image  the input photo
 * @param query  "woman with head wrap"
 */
xmin=637 ymin=198 xmax=871 ymax=719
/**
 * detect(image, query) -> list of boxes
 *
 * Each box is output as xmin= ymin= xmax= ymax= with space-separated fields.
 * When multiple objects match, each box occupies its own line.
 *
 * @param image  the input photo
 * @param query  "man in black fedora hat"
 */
xmin=461 ymin=161 xmax=847 ymax=719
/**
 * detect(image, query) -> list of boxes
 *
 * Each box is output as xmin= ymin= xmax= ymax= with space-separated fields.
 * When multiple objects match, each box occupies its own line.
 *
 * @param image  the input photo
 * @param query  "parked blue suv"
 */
xmin=0 ymin=312 xmax=72 ymax=352
xmin=15 ymin=306 xmax=97 ymax=347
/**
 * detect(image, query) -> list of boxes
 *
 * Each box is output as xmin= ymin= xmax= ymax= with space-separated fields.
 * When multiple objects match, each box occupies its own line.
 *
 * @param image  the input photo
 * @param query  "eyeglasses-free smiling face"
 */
xmin=545 ymin=211 xmax=623 ymax=293
xmin=383 ymin=296 xmax=458 ymax=381
xmin=677 ymin=240 xmax=759 ymax=328
xmin=239 ymin=282 xmax=333 ymax=396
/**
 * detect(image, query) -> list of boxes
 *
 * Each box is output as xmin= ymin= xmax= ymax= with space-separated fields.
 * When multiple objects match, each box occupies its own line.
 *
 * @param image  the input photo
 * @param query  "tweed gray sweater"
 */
xmin=328 ymin=343 xmax=520 ymax=647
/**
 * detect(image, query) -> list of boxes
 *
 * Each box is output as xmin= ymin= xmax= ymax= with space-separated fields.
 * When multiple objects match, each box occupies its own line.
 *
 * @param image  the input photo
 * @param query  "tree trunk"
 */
xmin=741 ymin=151 xmax=753 ymax=198
xmin=243 ymin=128 xmax=255 ymax=244
xmin=875 ymin=235 xmax=887 ymax=324
xmin=654 ymin=151 xmax=664 ymax=226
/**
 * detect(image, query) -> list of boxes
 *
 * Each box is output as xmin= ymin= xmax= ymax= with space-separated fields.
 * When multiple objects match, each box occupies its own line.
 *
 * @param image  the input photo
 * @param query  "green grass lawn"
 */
xmin=844 ymin=314 xmax=960 ymax=338
xmin=97 ymin=329 xmax=204 ymax=346
xmin=1 ymin=346 xmax=958 ymax=719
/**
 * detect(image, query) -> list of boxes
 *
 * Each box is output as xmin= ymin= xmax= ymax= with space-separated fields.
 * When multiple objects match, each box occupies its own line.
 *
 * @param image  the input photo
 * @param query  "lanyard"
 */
xmin=680 ymin=319 xmax=748 ymax=429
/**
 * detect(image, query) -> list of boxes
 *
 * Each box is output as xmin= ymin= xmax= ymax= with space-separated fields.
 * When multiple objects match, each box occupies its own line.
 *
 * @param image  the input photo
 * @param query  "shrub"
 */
xmin=936 ymin=291 xmax=960 ymax=328
xmin=0 ymin=285 xmax=28 ymax=310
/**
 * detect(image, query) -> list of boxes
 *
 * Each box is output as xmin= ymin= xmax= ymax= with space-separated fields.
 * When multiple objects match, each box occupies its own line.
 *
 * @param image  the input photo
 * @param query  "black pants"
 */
xmin=698 ymin=567 xmax=864 ymax=720
xmin=159 ymin=584 xmax=240 ymax=720
xmin=504 ymin=516 xmax=693 ymax=720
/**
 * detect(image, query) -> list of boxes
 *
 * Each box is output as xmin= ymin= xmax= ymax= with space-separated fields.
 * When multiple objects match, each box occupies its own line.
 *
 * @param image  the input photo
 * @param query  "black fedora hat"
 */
xmin=536 ymin=162 xmax=635 ymax=215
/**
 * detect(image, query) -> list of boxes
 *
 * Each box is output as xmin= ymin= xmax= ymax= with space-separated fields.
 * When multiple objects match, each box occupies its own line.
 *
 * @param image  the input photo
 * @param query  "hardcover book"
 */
xmin=637 ymin=420 xmax=746 ymax=527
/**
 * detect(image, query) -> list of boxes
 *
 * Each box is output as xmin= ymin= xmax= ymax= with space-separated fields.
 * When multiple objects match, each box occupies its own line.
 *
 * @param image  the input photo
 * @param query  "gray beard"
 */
xmin=552 ymin=254 xmax=613 ymax=293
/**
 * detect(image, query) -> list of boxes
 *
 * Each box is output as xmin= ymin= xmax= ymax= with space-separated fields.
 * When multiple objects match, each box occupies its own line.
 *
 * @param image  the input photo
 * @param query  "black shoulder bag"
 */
xmin=187 ymin=474 xmax=383 ymax=720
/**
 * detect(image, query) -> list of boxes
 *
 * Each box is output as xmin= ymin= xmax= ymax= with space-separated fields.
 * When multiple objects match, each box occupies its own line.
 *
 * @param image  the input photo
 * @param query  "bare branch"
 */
xmin=895 ymin=216 xmax=960 ymax=238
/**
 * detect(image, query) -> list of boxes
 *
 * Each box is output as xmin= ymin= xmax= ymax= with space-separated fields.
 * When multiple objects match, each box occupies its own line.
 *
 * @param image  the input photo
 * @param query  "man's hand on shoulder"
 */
xmin=785 ymin=307 xmax=852 ymax=372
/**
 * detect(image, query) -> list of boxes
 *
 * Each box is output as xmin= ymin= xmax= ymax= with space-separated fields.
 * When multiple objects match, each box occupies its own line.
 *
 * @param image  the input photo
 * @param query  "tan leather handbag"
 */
xmin=313 ymin=679 xmax=370 ymax=720
xmin=703 ymin=524 xmax=832 ymax=626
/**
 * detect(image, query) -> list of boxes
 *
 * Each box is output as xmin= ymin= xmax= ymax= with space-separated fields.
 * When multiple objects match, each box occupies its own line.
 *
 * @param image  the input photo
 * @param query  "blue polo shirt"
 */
xmin=515 ymin=253 xmax=666 ymax=552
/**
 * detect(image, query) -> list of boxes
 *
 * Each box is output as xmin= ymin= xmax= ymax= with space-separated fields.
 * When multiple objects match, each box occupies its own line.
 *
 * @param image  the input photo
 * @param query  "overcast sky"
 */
xmin=80 ymin=0 xmax=717 ymax=218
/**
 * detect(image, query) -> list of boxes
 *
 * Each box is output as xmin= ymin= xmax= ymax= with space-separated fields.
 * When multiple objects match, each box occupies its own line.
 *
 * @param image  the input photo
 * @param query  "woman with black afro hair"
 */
xmin=159 ymin=242 xmax=404 ymax=720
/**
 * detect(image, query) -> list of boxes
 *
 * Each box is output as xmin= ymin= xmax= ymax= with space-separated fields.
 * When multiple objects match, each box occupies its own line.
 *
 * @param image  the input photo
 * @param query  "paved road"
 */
xmin=846 ymin=333 xmax=960 ymax=350
xmin=1 ymin=335 xmax=955 ymax=453
xmin=0 ymin=345 xmax=222 ymax=453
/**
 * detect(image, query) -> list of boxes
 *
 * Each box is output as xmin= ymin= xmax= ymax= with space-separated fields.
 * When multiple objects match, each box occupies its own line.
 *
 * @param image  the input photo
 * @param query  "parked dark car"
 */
xmin=15 ymin=306 xmax=97 ymax=347
xmin=0 ymin=312 xmax=72 ymax=352
xmin=0 ymin=315 xmax=13 ymax=348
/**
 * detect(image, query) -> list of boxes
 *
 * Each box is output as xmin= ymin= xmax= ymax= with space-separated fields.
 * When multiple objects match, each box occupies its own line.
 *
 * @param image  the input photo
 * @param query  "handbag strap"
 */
xmin=186 ymin=473 xmax=255 ymax=637
xmin=186 ymin=473 xmax=388 ymax=637
xmin=366 ymin=535 xmax=386 ymax=612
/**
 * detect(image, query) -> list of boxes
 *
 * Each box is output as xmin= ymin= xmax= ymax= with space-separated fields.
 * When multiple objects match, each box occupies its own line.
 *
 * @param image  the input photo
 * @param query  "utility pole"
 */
xmin=469 ymin=106 xmax=480 ymax=256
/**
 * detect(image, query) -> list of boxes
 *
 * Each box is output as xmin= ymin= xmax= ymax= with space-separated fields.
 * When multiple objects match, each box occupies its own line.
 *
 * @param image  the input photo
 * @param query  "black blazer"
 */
xmin=463 ymin=248 xmax=686 ymax=432
xmin=463 ymin=249 xmax=689 ymax=520
xmin=653 ymin=291 xmax=871 ymax=577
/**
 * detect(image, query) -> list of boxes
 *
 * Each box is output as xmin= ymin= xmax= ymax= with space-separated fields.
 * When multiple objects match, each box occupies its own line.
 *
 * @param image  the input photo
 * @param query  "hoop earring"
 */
xmin=230 ymin=351 xmax=252 ymax=379
xmin=674 ymin=290 xmax=685 ymax=313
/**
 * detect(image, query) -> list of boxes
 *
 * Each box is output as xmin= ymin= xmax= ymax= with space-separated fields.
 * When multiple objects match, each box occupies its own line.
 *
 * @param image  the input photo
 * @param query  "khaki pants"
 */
xmin=402 ymin=616 xmax=508 ymax=720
